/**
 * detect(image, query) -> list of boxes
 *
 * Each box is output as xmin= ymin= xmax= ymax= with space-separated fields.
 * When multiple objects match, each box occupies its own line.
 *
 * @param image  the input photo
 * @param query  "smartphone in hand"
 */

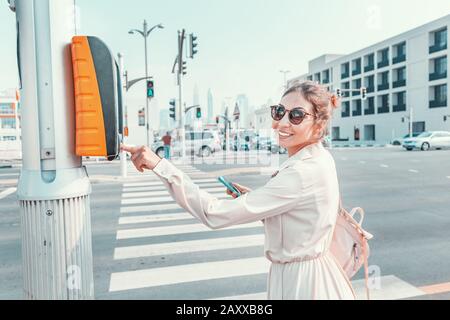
xmin=218 ymin=176 xmax=242 ymax=197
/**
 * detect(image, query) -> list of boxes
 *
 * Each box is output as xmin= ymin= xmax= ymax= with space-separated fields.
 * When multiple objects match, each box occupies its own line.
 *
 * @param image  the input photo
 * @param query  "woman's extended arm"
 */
xmin=152 ymin=158 xmax=303 ymax=229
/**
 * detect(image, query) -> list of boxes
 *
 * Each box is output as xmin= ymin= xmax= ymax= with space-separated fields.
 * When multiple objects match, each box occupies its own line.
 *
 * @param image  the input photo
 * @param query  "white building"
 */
xmin=0 ymin=88 xmax=21 ymax=159
xmin=235 ymin=94 xmax=249 ymax=129
xmin=288 ymin=15 xmax=449 ymax=145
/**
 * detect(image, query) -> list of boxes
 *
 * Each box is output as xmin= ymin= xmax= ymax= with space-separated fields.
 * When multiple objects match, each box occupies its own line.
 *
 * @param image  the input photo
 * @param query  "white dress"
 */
xmin=152 ymin=142 xmax=356 ymax=300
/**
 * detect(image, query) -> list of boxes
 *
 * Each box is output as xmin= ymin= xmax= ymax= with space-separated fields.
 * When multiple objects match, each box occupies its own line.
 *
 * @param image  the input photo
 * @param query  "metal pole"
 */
xmin=118 ymin=53 xmax=127 ymax=178
xmin=14 ymin=0 xmax=93 ymax=299
xmin=143 ymin=20 xmax=150 ymax=147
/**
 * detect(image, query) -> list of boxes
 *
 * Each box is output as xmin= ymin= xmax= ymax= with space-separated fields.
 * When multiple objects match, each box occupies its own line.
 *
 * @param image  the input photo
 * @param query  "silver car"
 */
xmin=402 ymin=131 xmax=450 ymax=151
xmin=152 ymin=130 xmax=222 ymax=157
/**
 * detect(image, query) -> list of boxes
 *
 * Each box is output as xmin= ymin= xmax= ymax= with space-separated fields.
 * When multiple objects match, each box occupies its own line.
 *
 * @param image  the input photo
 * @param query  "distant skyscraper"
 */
xmin=236 ymin=94 xmax=249 ymax=128
xmin=207 ymin=89 xmax=214 ymax=124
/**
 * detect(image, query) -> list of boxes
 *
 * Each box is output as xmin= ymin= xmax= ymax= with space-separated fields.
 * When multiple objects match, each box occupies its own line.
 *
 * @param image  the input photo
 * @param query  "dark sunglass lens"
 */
xmin=272 ymin=105 xmax=285 ymax=120
xmin=289 ymin=109 xmax=305 ymax=125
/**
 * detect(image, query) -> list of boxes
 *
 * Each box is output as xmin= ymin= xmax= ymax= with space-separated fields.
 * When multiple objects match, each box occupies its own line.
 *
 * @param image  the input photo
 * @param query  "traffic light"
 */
xmin=196 ymin=107 xmax=202 ymax=119
xmin=147 ymin=80 xmax=154 ymax=98
xmin=182 ymin=61 xmax=187 ymax=75
xmin=215 ymin=116 xmax=219 ymax=124
xmin=336 ymin=88 xmax=342 ymax=98
xmin=189 ymin=33 xmax=198 ymax=58
xmin=169 ymin=99 xmax=176 ymax=120
xmin=361 ymin=87 xmax=367 ymax=101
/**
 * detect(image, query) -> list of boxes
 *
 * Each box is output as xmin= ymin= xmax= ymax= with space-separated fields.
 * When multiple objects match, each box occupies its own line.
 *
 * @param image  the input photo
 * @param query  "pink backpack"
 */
xmin=330 ymin=200 xmax=373 ymax=299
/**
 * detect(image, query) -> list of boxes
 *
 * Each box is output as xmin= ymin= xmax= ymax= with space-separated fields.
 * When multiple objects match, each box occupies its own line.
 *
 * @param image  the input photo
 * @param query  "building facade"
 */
xmin=288 ymin=15 xmax=449 ymax=145
xmin=0 ymin=88 xmax=21 ymax=159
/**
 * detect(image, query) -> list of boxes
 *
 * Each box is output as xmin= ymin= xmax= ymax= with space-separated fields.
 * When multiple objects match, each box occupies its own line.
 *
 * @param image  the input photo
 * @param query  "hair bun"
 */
xmin=330 ymin=94 xmax=340 ymax=109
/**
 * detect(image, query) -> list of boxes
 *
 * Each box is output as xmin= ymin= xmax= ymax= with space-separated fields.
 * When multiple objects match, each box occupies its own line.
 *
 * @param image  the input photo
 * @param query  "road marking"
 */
xmin=340 ymin=157 xmax=348 ymax=161
xmin=114 ymin=234 xmax=264 ymax=260
xmin=121 ymin=193 xmax=227 ymax=205
xmin=0 ymin=173 xmax=19 ymax=177
xmin=210 ymin=275 xmax=427 ymax=300
xmin=123 ymin=182 xmax=222 ymax=192
xmin=116 ymin=221 xmax=263 ymax=239
xmin=122 ymin=187 xmax=226 ymax=198
xmin=380 ymin=164 xmax=389 ymax=168
xmin=408 ymin=169 xmax=419 ymax=173
xmin=123 ymin=178 xmax=216 ymax=187
xmin=359 ymin=161 xmax=366 ymax=164
xmin=0 ymin=187 xmax=17 ymax=200
xmin=119 ymin=212 xmax=194 ymax=224
xmin=120 ymin=203 xmax=182 ymax=213
xmin=447 ymin=176 xmax=450 ymax=179
xmin=109 ymin=256 xmax=270 ymax=292
xmin=419 ymin=282 xmax=450 ymax=295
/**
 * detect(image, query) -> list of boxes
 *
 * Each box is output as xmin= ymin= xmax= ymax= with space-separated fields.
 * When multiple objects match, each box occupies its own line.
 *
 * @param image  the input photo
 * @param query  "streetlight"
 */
xmin=280 ymin=70 xmax=291 ymax=91
xmin=128 ymin=20 xmax=164 ymax=146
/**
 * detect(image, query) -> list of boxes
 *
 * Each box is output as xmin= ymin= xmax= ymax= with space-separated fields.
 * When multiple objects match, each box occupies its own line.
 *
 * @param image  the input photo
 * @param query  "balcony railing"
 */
xmin=322 ymin=78 xmax=330 ymax=84
xmin=341 ymin=71 xmax=350 ymax=79
xmin=429 ymin=100 xmax=447 ymax=108
xmin=429 ymin=71 xmax=447 ymax=81
xmin=393 ymin=79 xmax=406 ymax=88
xmin=364 ymin=107 xmax=375 ymax=115
xmin=378 ymin=83 xmax=390 ymax=91
xmin=377 ymin=105 xmax=390 ymax=113
xmin=352 ymin=68 xmax=361 ymax=76
xmin=378 ymin=60 xmax=389 ymax=68
xmin=392 ymin=54 xmax=406 ymax=64
xmin=352 ymin=109 xmax=362 ymax=116
xmin=364 ymin=64 xmax=375 ymax=72
xmin=429 ymin=43 xmax=447 ymax=54
xmin=341 ymin=109 xmax=350 ymax=117
xmin=393 ymin=104 xmax=406 ymax=112
xmin=366 ymin=86 xmax=375 ymax=93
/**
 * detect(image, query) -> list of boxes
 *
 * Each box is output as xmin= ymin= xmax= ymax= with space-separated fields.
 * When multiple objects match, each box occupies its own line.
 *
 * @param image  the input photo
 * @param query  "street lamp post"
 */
xmin=129 ymin=20 xmax=164 ymax=146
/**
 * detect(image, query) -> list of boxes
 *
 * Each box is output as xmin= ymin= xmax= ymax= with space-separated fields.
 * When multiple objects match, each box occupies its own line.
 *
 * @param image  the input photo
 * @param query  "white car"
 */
xmin=402 ymin=131 xmax=450 ymax=151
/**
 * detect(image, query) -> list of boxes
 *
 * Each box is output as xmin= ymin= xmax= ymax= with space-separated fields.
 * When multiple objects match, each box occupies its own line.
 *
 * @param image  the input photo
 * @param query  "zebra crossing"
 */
xmin=109 ymin=162 xmax=430 ymax=300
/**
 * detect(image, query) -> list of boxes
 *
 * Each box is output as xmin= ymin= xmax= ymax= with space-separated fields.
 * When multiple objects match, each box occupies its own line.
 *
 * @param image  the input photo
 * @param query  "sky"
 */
xmin=1 ymin=0 xmax=450 ymax=126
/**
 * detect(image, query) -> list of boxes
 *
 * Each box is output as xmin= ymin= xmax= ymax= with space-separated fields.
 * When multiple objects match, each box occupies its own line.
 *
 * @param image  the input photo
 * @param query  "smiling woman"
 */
xmin=271 ymin=81 xmax=339 ymax=156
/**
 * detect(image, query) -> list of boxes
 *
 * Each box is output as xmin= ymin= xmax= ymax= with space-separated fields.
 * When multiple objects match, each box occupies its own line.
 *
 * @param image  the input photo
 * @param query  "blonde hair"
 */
xmin=282 ymin=80 xmax=339 ymax=139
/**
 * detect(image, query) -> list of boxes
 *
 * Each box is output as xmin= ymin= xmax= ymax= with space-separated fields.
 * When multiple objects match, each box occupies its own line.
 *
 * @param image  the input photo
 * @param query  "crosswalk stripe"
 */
xmin=122 ymin=187 xmax=225 ymax=198
xmin=116 ymin=221 xmax=263 ymax=239
xmin=0 ymin=187 xmax=17 ymax=200
xmin=121 ymin=193 xmax=227 ymax=205
xmin=114 ymin=234 xmax=264 ymax=260
xmin=109 ymin=256 xmax=270 ymax=292
xmin=123 ymin=178 xmax=216 ymax=187
xmin=122 ymin=183 xmax=222 ymax=192
xmin=120 ymin=203 xmax=182 ymax=213
xmin=209 ymin=275 xmax=427 ymax=300
xmin=119 ymin=212 xmax=194 ymax=224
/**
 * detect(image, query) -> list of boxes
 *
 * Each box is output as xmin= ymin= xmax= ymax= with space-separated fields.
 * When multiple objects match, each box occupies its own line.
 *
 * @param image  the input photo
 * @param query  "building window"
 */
xmin=0 ymin=117 xmax=16 ymax=129
xmin=364 ymin=75 xmax=375 ymax=93
xmin=352 ymin=79 xmax=362 ymax=96
xmin=430 ymin=27 xmax=447 ymax=54
xmin=307 ymin=75 xmax=313 ymax=81
xmin=377 ymin=48 xmax=389 ymax=68
xmin=1 ymin=136 xmax=17 ymax=141
xmin=393 ymin=67 xmax=407 ymax=88
xmin=364 ymin=97 xmax=375 ymax=115
xmin=341 ymin=62 xmax=350 ymax=79
xmin=429 ymin=56 xmax=447 ymax=81
xmin=322 ymin=70 xmax=330 ymax=84
xmin=352 ymin=100 xmax=362 ymax=116
xmin=332 ymin=127 xmax=340 ymax=140
xmin=0 ymin=103 xmax=14 ymax=115
xmin=314 ymin=72 xmax=321 ymax=83
xmin=364 ymin=53 xmax=375 ymax=72
xmin=429 ymin=84 xmax=447 ymax=108
xmin=364 ymin=125 xmax=376 ymax=141
xmin=393 ymin=91 xmax=407 ymax=112
xmin=341 ymin=101 xmax=350 ymax=117
xmin=393 ymin=42 xmax=406 ymax=64
xmin=340 ymin=81 xmax=350 ymax=97
xmin=352 ymin=58 xmax=362 ymax=76
xmin=378 ymin=94 xmax=390 ymax=113
xmin=377 ymin=71 xmax=390 ymax=91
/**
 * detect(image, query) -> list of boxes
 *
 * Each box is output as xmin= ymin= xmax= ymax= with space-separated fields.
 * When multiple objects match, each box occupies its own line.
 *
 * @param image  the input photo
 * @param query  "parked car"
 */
xmin=391 ymin=133 xmax=421 ymax=146
xmin=152 ymin=130 xmax=222 ymax=157
xmin=402 ymin=131 xmax=450 ymax=151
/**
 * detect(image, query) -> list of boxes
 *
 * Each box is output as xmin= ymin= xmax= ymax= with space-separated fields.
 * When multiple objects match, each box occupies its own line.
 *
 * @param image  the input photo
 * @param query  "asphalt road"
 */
xmin=1 ymin=146 xmax=450 ymax=300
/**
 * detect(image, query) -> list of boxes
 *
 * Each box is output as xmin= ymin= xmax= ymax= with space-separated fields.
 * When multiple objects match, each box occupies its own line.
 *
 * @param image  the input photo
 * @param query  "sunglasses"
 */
xmin=270 ymin=104 xmax=315 ymax=125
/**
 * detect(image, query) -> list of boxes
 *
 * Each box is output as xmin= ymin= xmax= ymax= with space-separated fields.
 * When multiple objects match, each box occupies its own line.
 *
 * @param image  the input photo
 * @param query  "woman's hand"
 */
xmin=226 ymin=182 xmax=252 ymax=199
xmin=121 ymin=144 xmax=162 ymax=172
